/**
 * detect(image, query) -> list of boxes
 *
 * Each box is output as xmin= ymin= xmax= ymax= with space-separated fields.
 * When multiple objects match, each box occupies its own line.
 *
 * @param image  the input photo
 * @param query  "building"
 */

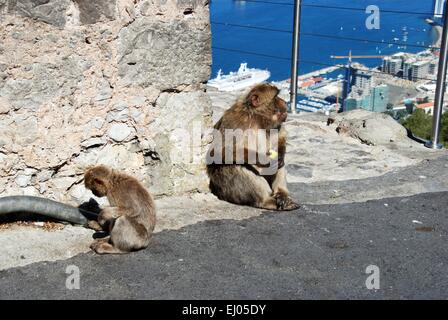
xmin=411 ymin=60 xmax=431 ymax=81
xmin=354 ymin=71 xmax=372 ymax=90
xmin=415 ymin=101 xmax=434 ymax=115
xmin=344 ymin=84 xmax=389 ymax=112
xmin=429 ymin=60 xmax=439 ymax=75
xmin=382 ymin=52 xmax=413 ymax=76
xmin=403 ymin=58 xmax=414 ymax=80
xmin=402 ymin=58 xmax=432 ymax=82
xmin=383 ymin=51 xmax=438 ymax=81
xmin=382 ymin=56 xmax=403 ymax=75
xmin=370 ymin=85 xmax=389 ymax=112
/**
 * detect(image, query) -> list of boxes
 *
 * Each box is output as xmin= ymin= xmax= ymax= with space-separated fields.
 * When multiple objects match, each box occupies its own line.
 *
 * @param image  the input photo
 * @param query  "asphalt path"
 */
xmin=0 ymin=191 xmax=447 ymax=299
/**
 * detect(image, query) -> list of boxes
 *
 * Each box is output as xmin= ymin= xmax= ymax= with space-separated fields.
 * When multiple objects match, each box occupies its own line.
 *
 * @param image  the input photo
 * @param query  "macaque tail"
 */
xmin=0 ymin=196 xmax=97 ymax=225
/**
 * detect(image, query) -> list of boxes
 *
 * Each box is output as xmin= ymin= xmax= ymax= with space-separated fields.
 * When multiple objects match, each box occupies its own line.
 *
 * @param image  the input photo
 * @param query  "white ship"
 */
xmin=207 ymin=63 xmax=271 ymax=92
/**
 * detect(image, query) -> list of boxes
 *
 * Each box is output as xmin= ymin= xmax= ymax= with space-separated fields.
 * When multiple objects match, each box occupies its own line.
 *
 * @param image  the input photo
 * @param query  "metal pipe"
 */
xmin=289 ymin=0 xmax=301 ymax=114
xmin=0 ymin=196 xmax=99 ymax=225
xmin=426 ymin=0 xmax=448 ymax=149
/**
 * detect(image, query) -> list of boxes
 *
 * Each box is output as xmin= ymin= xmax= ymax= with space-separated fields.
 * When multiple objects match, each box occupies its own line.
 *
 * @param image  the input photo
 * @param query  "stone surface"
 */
xmin=8 ymin=0 xmax=71 ymax=28
xmin=0 ymin=224 xmax=94 ymax=271
xmin=73 ymin=0 xmax=118 ymax=25
xmin=0 ymin=97 xmax=10 ymax=114
xmin=117 ymin=16 xmax=211 ymax=90
xmin=0 ymin=0 xmax=212 ymax=201
xmin=108 ymin=123 xmax=133 ymax=142
xmin=2 ymin=151 xmax=448 ymax=271
xmin=334 ymin=109 xmax=409 ymax=146
xmin=3 ymin=0 xmax=448 ymax=284
xmin=207 ymin=89 xmax=444 ymax=184
xmin=147 ymin=90 xmax=213 ymax=195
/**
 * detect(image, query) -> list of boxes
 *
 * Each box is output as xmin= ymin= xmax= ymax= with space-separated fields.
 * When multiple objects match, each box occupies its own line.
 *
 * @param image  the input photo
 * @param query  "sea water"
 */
xmin=210 ymin=0 xmax=438 ymax=81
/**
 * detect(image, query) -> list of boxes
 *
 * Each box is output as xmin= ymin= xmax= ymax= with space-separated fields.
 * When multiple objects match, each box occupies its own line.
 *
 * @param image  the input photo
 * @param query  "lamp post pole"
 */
xmin=290 ymin=0 xmax=302 ymax=114
xmin=426 ymin=0 xmax=448 ymax=149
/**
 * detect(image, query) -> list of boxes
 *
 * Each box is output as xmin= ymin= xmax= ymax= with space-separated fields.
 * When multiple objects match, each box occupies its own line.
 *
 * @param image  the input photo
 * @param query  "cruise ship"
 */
xmin=207 ymin=63 xmax=271 ymax=92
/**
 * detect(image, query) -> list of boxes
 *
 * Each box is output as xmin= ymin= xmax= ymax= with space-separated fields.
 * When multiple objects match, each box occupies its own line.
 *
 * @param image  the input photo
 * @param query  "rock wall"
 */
xmin=0 ymin=0 xmax=213 ymax=202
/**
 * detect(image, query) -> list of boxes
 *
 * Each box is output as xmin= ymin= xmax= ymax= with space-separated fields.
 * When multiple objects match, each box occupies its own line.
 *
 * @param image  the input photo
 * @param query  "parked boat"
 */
xmin=207 ymin=63 xmax=270 ymax=92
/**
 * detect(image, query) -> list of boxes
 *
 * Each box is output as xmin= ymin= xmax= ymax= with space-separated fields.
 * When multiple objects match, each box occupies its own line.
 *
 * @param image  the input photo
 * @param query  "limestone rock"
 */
xmin=73 ymin=0 xmax=117 ymax=25
xmin=117 ymin=17 xmax=211 ymax=90
xmin=95 ymin=78 xmax=113 ymax=102
xmin=108 ymin=123 xmax=133 ymax=142
xmin=148 ymin=91 xmax=213 ymax=194
xmin=0 ymin=0 xmax=212 ymax=201
xmin=334 ymin=109 xmax=408 ymax=146
xmin=22 ymin=186 xmax=39 ymax=196
xmin=15 ymin=174 xmax=31 ymax=188
xmin=81 ymin=137 xmax=105 ymax=149
xmin=89 ymin=117 xmax=106 ymax=130
xmin=0 ymin=97 xmax=11 ymax=114
xmin=8 ymin=0 xmax=71 ymax=28
xmin=52 ymin=176 xmax=76 ymax=191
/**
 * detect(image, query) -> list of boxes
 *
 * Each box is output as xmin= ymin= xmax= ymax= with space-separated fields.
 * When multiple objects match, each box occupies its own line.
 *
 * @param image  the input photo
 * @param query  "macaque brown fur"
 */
xmin=206 ymin=83 xmax=299 ymax=211
xmin=84 ymin=165 xmax=156 ymax=254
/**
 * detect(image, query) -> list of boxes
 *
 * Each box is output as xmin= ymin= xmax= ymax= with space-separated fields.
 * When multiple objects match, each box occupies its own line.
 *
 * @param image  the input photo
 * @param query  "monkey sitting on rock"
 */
xmin=206 ymin=83 xmax=299 ymax=211
xmin=84 ymin=165 xmax=156 ymax=254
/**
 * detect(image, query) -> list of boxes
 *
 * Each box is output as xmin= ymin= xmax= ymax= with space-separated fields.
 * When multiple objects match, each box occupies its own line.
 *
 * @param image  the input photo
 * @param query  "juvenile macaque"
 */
xmin=84 ymin=165 xmax=156 ymax=254
xmin=206 ymin=83 xmax=299 ymax=211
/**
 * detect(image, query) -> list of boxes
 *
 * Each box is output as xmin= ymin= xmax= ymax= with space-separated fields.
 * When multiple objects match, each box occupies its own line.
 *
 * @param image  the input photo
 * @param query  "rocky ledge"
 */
xmin=2 ymin=98 xmax=447 ymax=270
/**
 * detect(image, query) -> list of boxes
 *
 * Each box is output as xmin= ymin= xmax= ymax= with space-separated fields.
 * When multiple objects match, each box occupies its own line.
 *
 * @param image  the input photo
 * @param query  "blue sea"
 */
xmin=210 ymin=0 xmax=438 ymax=81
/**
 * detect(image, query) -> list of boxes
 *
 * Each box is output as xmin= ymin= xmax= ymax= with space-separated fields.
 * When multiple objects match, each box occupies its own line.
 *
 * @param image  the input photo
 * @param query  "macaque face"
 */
xmin=246 ymin=84 xmax=288 ymax=127
xmin=272 ymin=96 xmax=288 ymax=124
xmin=90 ymin=185 xmax=106 ymax=198
xmin=84 ymin=177 xmax=107 ymax=197
xmin=84 ymin=167 xmax=110 ymax=197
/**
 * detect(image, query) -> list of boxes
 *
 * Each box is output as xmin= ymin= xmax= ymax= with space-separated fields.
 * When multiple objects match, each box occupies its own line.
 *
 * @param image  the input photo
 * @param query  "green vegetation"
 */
xmin=401 ymin=109 xmax=448 ymax=147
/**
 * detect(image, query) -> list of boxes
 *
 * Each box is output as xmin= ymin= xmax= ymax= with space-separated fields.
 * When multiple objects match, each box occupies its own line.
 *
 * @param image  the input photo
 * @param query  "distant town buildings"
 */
xmin=382 ymin=52 xmax=409 ymax=75
xmin=279 ymin=48 xmax=442 ymax=115
xmin=382 ymin=51 xmax=439 ymax=82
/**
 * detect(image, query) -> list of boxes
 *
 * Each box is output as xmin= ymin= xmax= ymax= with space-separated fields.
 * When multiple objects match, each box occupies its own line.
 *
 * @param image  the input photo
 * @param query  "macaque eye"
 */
xmin=94 ymin=178 xmax=104 ymax=186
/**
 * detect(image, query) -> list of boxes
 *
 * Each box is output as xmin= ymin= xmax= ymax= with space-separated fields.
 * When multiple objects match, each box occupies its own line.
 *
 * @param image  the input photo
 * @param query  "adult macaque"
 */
xmin=206 ymin=83 xmax=299 ymax=211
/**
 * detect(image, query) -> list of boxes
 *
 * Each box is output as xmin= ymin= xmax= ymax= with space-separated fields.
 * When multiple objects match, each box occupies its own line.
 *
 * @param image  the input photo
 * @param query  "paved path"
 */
xmin=0 ymin=191 xmax=446 ymax=299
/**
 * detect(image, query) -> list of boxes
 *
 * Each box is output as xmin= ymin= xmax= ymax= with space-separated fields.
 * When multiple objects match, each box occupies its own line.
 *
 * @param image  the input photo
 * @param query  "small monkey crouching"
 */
xmin=84 ymin=165 xmax=156 ymax=254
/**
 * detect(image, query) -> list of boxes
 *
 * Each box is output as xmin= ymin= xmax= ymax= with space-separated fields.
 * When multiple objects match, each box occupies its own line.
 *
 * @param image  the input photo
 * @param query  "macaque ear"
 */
xmin=250 ymin=94 xmax=261 ymax=107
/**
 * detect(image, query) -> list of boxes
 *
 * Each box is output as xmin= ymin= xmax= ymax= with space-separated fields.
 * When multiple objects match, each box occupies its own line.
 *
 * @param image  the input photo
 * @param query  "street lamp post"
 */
xmin=290 ymin=0 xmax=302 ymax=114
xmin=426 ymin=0 xmax=448 ymax=149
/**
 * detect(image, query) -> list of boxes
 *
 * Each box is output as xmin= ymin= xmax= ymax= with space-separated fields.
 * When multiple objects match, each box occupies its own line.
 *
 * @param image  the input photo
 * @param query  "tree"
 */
xmin=401 ymin=109 xmax=432 ymax=140
xmin=440 ymin=112 xmax=448 ymax=147
xmin=395 ymin=110 xmax=408 ymax=121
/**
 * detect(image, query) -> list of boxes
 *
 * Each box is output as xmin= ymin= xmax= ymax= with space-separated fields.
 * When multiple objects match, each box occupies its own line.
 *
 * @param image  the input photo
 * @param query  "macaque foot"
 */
xmin=274 ymin=192 xmax=300 ymax=211
xmin=90 ymin=239 xmax=125 ymax=254
xmin=87 ymin=220 xmax=103 ymax=231
xmin=95 ymin=235 xmax=110 ymax=243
